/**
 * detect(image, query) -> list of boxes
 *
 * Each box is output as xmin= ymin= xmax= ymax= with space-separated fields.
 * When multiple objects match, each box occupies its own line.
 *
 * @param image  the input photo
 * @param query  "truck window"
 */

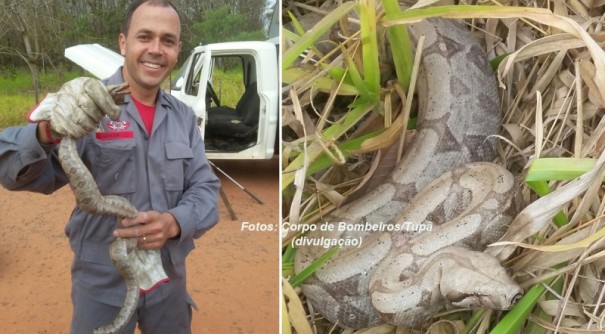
xmin=207 ymin=56 xmax=245 ymax=108
xmin=184 ymin=53 xmax=203 ymax=96
xmin=170 ymin=52 xmax=195 ymax=92
xmin=204 ymin=54 xmax=261 ymax=153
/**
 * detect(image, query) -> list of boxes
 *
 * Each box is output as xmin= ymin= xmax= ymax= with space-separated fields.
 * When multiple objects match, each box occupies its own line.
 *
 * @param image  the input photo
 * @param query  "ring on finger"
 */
xmin=142 ymin=235 xmax=147 ymax=243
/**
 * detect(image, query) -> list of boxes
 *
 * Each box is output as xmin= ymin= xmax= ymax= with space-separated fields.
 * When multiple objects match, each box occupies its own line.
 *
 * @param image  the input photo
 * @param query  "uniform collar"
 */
xmin=104 ymin=67 xmax=173 ymax=136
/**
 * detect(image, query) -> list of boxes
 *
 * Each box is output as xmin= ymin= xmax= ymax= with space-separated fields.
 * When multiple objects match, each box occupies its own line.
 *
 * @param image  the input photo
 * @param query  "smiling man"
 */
xmin=120 ymin=1 xmax=180 ymax=104
xmin=0 ymin=1 xmax=220 ymax=333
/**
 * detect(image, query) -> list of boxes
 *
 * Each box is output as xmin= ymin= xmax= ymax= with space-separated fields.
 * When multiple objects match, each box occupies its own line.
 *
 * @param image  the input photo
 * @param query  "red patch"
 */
xmin=96 ymin=131 xmax=134 ymax=140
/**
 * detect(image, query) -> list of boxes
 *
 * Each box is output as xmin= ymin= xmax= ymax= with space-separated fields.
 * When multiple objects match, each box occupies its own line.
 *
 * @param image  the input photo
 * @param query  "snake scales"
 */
xmin=54 ymin=83 xmax=143 ymax=334
xmin=294 ymin=18 xmax=523 ymax=328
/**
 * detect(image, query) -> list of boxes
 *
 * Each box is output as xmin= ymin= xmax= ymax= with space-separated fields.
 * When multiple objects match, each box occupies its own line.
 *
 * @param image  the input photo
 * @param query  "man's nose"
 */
xmin=148 ymin=38 xmax=162 ymax=54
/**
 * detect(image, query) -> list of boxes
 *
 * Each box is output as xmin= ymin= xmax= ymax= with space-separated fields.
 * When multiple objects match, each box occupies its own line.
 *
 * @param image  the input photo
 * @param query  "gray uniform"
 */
xmin=0 ymin=68 xmax=221 ymax=333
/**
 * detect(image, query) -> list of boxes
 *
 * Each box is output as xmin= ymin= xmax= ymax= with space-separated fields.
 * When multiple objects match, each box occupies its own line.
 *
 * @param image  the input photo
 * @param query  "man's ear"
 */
xmin=119 ymin=33 xmax=126 ymax=56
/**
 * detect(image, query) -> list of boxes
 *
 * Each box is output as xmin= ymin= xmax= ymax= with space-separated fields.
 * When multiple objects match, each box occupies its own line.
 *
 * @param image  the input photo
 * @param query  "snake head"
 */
xmin=106 ymin=82 xmax=130 ymax=105
xmin=446 ymin=284 xmax=523 ymax=310
xmin=439 ymin=249 xmax=523 ymax=310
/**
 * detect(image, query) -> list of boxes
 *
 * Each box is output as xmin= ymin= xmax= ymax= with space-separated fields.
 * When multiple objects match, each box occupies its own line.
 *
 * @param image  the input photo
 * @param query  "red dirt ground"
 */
xmin=0 ymin=157 xmax=280 ymax=333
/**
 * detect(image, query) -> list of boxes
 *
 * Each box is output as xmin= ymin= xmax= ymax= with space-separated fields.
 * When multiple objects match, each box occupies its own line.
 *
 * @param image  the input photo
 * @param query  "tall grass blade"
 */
xmin=381 ymin=5 xmax=605 ymax=104
xmin=343 ymin=49 xmax=373 ymax=99
xmin=283 ymin=101 xmax=376 ymax=189
xmin=490 ymin=276 xmax=561 ymax=334
xmin=526 ymin=157 xmax=596 ymax=182
xmin=283 ymin=2 xmax=357 ymax=69
xmin=359 ymin=0 xmax=380 ymax=100
xmin=283 ymin=67 xmax=359 ymax=95
xmin=289 ymin=246 xmax=340 ymax=287
xmin=381 ymin=0 xmax=413 ymax=91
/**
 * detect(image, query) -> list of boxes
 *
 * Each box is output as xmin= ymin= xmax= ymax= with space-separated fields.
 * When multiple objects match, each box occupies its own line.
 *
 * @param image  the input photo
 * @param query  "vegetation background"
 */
xmin=0 ymin=0 xmax=276 ymax=127
xmin=282 ymin=0 xmax=605 ymax=333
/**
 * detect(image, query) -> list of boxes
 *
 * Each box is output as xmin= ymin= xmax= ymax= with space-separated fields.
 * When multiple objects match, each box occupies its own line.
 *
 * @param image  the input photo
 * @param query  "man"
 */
xmin=0 ymin=0 xmax=220 ymax=333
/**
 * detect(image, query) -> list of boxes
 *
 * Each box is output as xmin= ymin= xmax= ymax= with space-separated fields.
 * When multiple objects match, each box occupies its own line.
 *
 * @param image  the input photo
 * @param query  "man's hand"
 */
xmin=114 ymin=211 xmax=181 ymax=250
xmin=50 ymin=77 xmax=122 ymax=138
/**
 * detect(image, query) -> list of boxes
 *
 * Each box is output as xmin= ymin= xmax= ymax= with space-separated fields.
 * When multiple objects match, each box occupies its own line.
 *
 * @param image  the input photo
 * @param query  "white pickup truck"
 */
xmin=65 ymin=40 xmax=279 ymax=160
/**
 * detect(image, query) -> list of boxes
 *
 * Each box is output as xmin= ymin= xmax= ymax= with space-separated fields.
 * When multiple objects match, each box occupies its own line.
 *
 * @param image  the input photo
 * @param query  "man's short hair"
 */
xmin=122 ymin=0 xmax=181 ymax=36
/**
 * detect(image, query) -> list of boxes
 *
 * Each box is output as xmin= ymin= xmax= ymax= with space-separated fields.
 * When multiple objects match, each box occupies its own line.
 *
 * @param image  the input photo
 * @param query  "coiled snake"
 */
xmin=54 ymin=83 xmax=166 ymax=334
xmin=294 ymin=19 xmax=523 ymax=328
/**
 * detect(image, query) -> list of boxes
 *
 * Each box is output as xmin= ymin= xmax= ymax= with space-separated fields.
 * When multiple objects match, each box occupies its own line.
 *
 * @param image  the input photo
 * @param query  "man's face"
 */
xmin=119 ymin=3 xmax=181 ymax=93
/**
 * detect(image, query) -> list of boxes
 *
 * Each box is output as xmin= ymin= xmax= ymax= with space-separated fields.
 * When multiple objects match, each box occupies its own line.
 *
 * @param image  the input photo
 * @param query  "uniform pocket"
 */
xmin=80 ymin=240 xmax=113 ymax=266
xmin=92 ymin=138 xmax=136 ymax=195
xmin=75 ymin=239 xmax=124 ymax=293
xmin=164 ymin=141 xmax=193 ymax=191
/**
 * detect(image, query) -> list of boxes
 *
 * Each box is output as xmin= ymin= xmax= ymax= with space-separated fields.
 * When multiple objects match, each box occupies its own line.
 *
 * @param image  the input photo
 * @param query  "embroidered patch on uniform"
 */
xmin=96 ymin=131 xmax=134 ymax=140
xmin=107 ymin=120 xmax=131 ymax=131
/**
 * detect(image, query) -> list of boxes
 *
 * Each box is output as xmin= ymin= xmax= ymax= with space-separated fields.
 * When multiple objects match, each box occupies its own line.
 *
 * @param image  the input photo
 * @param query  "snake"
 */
xmin=54 ymin=83 xmax=141 ymax=334
xmin=293 ymin=18 xmax=524 ymax=329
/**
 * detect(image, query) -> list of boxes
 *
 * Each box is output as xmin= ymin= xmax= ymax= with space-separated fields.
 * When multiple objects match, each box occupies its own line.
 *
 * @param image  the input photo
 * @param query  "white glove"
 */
xmin=30 ymin=77 xmax=122 ymax=138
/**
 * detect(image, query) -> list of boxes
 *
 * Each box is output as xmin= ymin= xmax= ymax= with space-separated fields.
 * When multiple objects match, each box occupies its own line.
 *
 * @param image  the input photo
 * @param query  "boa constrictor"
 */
xmin=294 ymin=18 xmax=523 ymax=329
xmin=54 ymin=82 xmax=167 ymax=334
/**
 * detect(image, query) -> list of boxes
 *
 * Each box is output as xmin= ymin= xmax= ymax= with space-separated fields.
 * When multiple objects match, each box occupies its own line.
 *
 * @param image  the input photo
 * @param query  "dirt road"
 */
xmin=0 ymin=157 xmax=279 ymax=333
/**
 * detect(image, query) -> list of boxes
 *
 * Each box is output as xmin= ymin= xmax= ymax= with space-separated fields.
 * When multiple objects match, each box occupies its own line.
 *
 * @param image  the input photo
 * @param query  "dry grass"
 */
xmin=282 ymin=0 xmax=605 ymax=333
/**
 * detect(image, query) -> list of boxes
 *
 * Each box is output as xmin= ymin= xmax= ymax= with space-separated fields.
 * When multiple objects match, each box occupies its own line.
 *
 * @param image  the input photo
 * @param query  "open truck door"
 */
xmin=170 ymin=41 xmax=278 ymax=159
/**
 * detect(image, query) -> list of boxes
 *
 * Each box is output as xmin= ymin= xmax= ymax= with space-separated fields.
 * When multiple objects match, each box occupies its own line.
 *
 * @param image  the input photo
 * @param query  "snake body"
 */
xmin=294 ymin=19 xmax=523 ymax=328
xmin=55 ymin=83 xmax=140 ymax=334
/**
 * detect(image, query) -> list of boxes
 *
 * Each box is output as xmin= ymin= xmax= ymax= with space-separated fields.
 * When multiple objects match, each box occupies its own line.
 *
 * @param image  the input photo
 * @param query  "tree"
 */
xmin=0 ymin=0 xmax=62 ymax=102
xmin=0 ymin=0 xmax=272 ymax=93
xmin=191 ymin=4 xmax=267 ymax=45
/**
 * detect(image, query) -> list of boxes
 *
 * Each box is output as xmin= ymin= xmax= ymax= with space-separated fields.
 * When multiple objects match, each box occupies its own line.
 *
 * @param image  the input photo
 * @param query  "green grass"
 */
xmin=0 ymin=67 xmax=246 ymax=129
xmin=210 ymin=68 xmax=245 ymax=108
xmin=0 ymin=68 xmax=83 ymax=129
xmin=0 ymin=95 xmax=36 ymax=128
